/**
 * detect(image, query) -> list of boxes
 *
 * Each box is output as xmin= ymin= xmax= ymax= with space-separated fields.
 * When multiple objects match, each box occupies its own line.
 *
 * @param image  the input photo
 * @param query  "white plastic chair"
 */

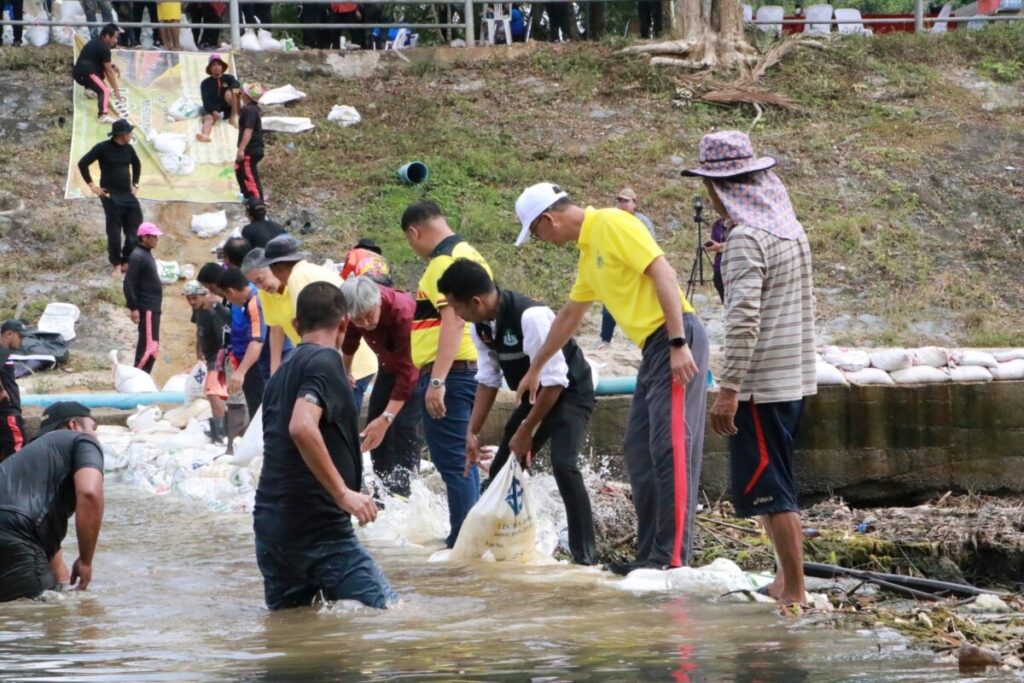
xmin=754 ymin=5 xmax=784 ymax=34
xmin=835 ymin=8 xmax=873 ymax=34
xmin=386 ymin=28 xmax=410 ymax=50
xmin=931 ymin=2 xmax=953 ymax=33
xmin=481 ymin=3 xmax=513 ymax=45
xmin=743 ymin=4 xmax=753 ymax=22
xmin=803 ymin=4 xmax=834 ymax=33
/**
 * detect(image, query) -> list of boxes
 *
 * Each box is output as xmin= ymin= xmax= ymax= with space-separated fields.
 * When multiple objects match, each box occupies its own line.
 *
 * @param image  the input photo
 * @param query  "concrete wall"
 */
xmin=481 ymin=382 xmax=1024 ymax=505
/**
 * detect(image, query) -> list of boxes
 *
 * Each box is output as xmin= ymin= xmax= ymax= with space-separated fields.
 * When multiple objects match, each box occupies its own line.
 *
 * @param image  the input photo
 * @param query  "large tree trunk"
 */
xmin=624 ymin=0 xmax=757 ymax=71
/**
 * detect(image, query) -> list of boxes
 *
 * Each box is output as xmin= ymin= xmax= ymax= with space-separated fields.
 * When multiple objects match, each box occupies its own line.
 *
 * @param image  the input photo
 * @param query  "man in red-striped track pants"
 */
xmin=234 ymin=82 xmax=266 ymax=202
xmin=123 ymin=223 xmax=165 ymax=374
xmin=72 ymin=23 xmax=123 ymax=124
xmin=512 ymin=182 xmax=709 ymax=576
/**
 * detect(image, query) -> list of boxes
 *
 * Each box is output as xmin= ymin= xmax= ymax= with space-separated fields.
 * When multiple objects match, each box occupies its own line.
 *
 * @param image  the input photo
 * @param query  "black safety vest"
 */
xmin=474 ymin=289 xmax=592 ymax=400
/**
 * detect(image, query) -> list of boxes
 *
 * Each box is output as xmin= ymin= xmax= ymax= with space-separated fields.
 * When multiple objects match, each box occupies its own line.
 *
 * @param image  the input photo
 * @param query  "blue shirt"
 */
xmin=230 ymin=285 xmax=294 ymax=376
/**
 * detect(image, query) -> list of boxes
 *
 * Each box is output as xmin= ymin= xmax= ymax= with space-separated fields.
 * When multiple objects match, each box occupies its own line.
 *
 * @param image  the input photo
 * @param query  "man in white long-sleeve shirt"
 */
xmin=683 ymin=130 xmax=816 ymax=610
xmin=437 ymin=258 xmax=597 ymax=565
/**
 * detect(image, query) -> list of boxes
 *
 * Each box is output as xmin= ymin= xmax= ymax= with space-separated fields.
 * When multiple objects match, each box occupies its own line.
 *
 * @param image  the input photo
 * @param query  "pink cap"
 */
xmin=137 ymin=222 xmax=164 ymax=237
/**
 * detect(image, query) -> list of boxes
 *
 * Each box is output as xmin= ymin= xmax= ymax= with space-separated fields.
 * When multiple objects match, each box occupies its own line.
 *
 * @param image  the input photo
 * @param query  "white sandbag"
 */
xmin=618 ymin=558 xmax=760 ymax=597
xmin=24 ymin=13 xmax=49 ymax=46
xmin=228 ymin=407 xmax=263 ymax=466
xmin=191 ymin=210 xmax=228 ymax=238
xmin=868 ymin=348 xmax=913 ymax=372
xmin=989 ymin=359 xmax=1024 ymax=381
xmin=261 ymin=116 xmax=315 ymax=133
xmin=162 ymin=373 xmax=188 ymax=393
xmin=127 ymin=405 xmax=163 ymax=431
xmin=327 ymin=105 xmax=361 ymax=127
xmin=153 ymin=132 xmax=189 ymax=155
xmin=167 ymin=96 xmax=202 ymax=121
xmin=36 ymin=302 xmax=80 ymax=341
xmin=179 ymin=25 xmax=198 ymax=51
xmin=259 ymin=84 xmax=307 ymax=105
xmin=257 ymin=28 xmax=283 ymax=51
xmin=111 ymin=349 xmax=159 ymax=393
xmin=950 ymin=349 xmax=997 ymax=368
xmin=164 ymin=399 xmax=212 ymax=428
xmin=911 ymin=346 xmax=950 ymax=368
xmin=184 ymin=361 xmax=208 ymax=402
xmin=844 ymin=368 xmax=895 ymax=386
xmin=820 ymin=346 xmax=870 ymax=372
xmin=947 ymin=366 xmax=992 ymax=383
xmin=890 ymin=366 xmax=951 ymax=384
xmin=992 ymin=349 xmax=1024 ymax=362
xmin=159 ymin=153 xmax=196 ymax=176
xmin=155 ymin=260 xmax=181 ymax=284
xmin=816 ymin=360 xmax=848 ymax=386
xmin=240 ymin=28 xmax=262 ymax=51
xmin=449 ymin=455 xmax=542 ymax=563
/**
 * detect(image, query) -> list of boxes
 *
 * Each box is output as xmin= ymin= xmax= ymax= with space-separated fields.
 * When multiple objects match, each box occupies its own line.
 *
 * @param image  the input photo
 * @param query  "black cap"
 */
xmin=244 ymin=196 xmax=266 ymax=212
xmin=355 ymin=238 xmax=382 ymax=255
xmin=38 ymin=401 xmax=92 ymax=436
xmin=108 ymin=119 xmax=134 ymax=136
xmin=255 ymin=234 xmax=309 ymax=268
xmin=0 ymin=319 xmax=27 ymax=335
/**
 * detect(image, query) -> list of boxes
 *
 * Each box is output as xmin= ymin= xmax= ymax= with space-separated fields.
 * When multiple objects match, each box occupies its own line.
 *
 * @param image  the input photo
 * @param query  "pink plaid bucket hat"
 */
xmin=681 ymin=130 xmax=776 ymax=178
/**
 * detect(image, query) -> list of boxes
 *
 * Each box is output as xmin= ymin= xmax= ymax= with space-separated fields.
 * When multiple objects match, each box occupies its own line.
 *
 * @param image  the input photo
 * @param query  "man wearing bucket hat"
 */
xmin=184 ymin=280 xmax=232 ymax=444
xmin=0 ymin=320 xmax=28 ymax=463
xmin=197 ymin=54 xmax=241 ymax=144
xmin=683 ymin=130 xmax=816 ymax=609
xmin=512 ymin=183 xmax=709 ymax=576
xmin=124 ymin=222 xmax=164 ymax=374
xmin=77 ymin=118 xmax=143 ymax=278
xmin=0 ymin=402 xmax=105 ymax=602
xmin=236 ymin=82 xmax=266 ymax=201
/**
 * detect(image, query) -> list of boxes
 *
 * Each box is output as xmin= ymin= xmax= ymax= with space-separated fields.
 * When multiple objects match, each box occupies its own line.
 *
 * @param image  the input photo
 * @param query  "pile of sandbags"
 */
xmin=814 ymin=346 xmax=1024 ymax=386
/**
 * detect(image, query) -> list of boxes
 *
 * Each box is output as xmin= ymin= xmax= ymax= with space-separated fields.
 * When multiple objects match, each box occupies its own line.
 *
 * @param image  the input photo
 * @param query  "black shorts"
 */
xmin=205 ymin=104 xmax=232 ymax=118
xmin=729 ymin=399 xmax=805 ymax=518
xmin=0 ymin=526 xmax=58 ymax=602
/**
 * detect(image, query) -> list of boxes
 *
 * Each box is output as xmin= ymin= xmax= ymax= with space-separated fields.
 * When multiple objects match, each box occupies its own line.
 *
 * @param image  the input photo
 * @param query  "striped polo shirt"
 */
xmin=719 ymin=225 xmax=817 ymax=403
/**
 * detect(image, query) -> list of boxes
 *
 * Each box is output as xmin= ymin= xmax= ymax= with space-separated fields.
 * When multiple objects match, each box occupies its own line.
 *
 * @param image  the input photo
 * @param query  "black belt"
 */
xmin=420 ymin=360 xmax=477 ymax=376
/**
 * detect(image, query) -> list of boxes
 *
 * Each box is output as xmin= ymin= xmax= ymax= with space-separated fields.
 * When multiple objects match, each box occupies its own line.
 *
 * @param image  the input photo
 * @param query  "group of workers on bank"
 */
xmin=1 ymin=127 xmax=817 ymax=614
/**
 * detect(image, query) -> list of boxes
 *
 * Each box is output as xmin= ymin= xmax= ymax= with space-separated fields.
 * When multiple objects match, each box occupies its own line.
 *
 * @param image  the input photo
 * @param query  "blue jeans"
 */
xmin=600 ymin=307 xmax=617 ymax=343
xmin=353 ymin=374 xmax=373 ymax=414
xmin=254 ymin=532 xmax=397 ymax=610
xmin=419 ymin=368 xmax=478 ymax=548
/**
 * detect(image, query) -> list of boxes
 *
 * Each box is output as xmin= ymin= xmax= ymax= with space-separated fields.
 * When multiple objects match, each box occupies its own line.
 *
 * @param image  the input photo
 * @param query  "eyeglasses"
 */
xmin=529 ymin=211 xmax=549 ymax=236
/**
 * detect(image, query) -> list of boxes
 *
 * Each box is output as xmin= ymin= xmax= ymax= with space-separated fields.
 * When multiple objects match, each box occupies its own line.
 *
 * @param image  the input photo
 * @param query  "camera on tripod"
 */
xmin=685 ymin=194 xmax=714 ymax=300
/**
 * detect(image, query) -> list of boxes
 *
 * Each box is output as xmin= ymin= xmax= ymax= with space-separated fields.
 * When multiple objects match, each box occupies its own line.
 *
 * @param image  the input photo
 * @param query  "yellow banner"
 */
xmin=66 ymin=40 xmax=241 ymax=203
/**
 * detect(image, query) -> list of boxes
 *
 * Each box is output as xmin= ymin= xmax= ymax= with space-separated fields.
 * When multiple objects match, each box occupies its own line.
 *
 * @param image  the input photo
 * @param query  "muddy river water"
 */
xmin=0 ymin=484 xmax=1005 ymax=682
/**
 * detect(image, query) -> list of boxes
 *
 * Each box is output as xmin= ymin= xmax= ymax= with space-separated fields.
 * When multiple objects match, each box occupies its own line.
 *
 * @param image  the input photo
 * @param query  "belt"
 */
xmin=420 ymin=360 xmax=477 ymax=376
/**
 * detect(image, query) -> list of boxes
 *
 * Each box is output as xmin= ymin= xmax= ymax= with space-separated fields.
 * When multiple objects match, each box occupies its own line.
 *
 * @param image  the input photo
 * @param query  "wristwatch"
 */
xmin=381 ymin=411 xmax=396 ymax=424
xmin=668 ymin=336 xmax=686 ymax=349
xmin=429 ymin=377 xmax=445 ymax=389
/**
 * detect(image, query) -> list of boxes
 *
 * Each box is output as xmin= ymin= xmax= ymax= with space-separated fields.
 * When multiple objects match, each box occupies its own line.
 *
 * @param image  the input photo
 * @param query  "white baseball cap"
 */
xmin=514 ymin=182 xmax=568 ymax=247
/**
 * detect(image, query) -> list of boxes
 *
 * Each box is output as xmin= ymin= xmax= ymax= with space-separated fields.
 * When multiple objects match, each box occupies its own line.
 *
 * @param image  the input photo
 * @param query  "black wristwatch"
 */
xmin=668 ymin=336 xmax=686 ymax=349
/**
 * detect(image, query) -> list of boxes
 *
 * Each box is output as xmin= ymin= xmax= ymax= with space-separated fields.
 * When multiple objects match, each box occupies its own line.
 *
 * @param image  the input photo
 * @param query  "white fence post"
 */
xmin=230 ymin=0 xmax=242 ymax=50
xmin=464 ymin=0 xmax=475 ymax=45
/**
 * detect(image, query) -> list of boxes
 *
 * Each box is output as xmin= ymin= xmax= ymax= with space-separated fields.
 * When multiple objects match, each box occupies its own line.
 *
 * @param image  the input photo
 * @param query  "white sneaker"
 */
xmin=97 ymin=115 xmax=117 ymax=124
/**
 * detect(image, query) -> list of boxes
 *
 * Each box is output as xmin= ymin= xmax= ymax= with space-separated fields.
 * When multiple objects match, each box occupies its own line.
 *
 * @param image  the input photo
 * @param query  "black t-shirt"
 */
xmin=74 ymin=36 xmax=112 ymax=78
xmin=0 ymin=350 xmax=20 ymax=413
xmin=76 ymin=139 xmax=142 ymax=195
xmin=200 ymin=73 xmax=241 ymax=114
xmin=238 ymin=103 xmax=264 ymax=156
xmin=254 ymin=344 xmax=361 ymax=542
xmin=0 ymin=431 xmax=104 ymax=558
xmin=241 ymin=219 xmax=284 ymax=249
xmin=191 ymin=303 xmax=231 ymax=366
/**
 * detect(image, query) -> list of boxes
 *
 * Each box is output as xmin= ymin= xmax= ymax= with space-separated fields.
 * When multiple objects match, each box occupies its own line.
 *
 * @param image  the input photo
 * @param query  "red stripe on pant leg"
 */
xmin=89 ymin=74 xmax=110 ymax=115
xmin=744 ymin=401 xmax=771 ymax=495
xmin=7 ymin=416 xmax=23 ymax=452
xmin=243 ymin=157 xmax=259 ymax=198
xmin=136 ymin=311 xmax=158 ymax=369
xmin=669 ymin=380 xmax=687 ymax=568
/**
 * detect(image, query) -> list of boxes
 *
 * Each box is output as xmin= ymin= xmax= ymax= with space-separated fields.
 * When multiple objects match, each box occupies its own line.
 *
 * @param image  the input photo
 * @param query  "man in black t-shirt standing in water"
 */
xmin=72 ymin=23 xmax=123 ymax=123
xmin=254 ymin=282 xmax=397 ymax=610
xmin=77 ymin=118 xmax=143 ymax=278
xmin=0 ymin=402 xmax=105 ymax=602
xmin=235 ymin=82 xmax=266 ymax=201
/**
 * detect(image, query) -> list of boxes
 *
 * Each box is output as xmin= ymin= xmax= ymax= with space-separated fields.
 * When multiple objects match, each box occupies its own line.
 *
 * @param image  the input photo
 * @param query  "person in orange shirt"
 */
xmin=341 ymin=238 xmax=393 ymax=286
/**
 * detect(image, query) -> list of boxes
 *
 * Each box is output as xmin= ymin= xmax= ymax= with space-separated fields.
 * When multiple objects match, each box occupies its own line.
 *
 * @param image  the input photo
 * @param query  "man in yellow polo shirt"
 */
xmin=513 ymin=183 xmax=709 ymax=575
xmin=401 ymin=200 xmax=491 ymax=548
xmin=244 ymin=236 xmax=378 ymax=409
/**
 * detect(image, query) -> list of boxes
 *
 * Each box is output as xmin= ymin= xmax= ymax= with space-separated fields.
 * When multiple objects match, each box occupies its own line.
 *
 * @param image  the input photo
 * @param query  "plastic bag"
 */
xmin=240 ymin=28 xmax=262 ymax=51
xmin=947 ymin=366 xmax=992 ymax=383
xmin=228 ymin=407 xmax=262 ymax=466
xmin=164 ymin=399 xmax=212 ymax=428
xmin=992 ymin=349 xmax=1024 ymax=362
xmin=156 ymin=260 xmax=181 ymax=284
xmin=111 ymin=349 xmax=159 ymax=393
xmin=257 ymin=28 xmax=283 ymax=50
xmin=815 ymin=360 xmax=848 ymax=386
xmin=950 ymin=349 xmax=997 ymax=368
xmin=191 ymin=210 xmax=228 ymax=238
xmin=127 ymin=405 xmax=163 ymax=431
xmin=890 ymin=366 xmax=951 ymax=384
xmin=259 ymin=85 xmax=306 ymax=106
xmin=159 ymin=153 xmax=196 ymax=176
xmin=989 ymin=359 xmax=1024 ymax=381
xmin=911 ymin=346 xmax=950 ymax=368
xmin=154 ymin=132 xmax=189 ymax=154
xmin=869 ymin=348 xmax=913 ymax=372
xmin=820 ymin=346 xmax=870 ymax=372
xmin=327 ymin=105 xmax=361 ymax=127
xmin=844 ymin=368 xmax=894 ymax=386
xmin=184 ymin=361 xmax=208 ymax=401
xmin=36 ymin=302 xmax=80 ymax=342
xmin=167 ymin=97 xmax=202 ymax=121
xmin=449 ymin=455 xmax=540 ymax=563
xmin=179 ymin=25 xmax=198 ymax=51
xmin=162 ymin=373 xmax=188 ymax=393
xmin=261 ymin=116 xmax=315 ymax=133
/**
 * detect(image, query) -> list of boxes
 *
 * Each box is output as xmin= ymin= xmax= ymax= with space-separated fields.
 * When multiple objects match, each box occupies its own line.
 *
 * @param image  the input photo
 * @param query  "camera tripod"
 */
xmin=686 ymin=195 xmax=716 ymax=301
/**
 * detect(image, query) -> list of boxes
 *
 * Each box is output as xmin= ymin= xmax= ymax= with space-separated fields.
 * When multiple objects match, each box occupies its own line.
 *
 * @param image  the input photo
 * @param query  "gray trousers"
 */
xmin=623 ymin=313 xmax=709 ymax=567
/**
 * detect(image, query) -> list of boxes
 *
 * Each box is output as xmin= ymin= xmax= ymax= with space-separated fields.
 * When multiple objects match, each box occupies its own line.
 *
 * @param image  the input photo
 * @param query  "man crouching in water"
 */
xmin=254 ymin=281 xmax=398 ymax=610
xmin=0 ymin=402 xmax=104 ymax=601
